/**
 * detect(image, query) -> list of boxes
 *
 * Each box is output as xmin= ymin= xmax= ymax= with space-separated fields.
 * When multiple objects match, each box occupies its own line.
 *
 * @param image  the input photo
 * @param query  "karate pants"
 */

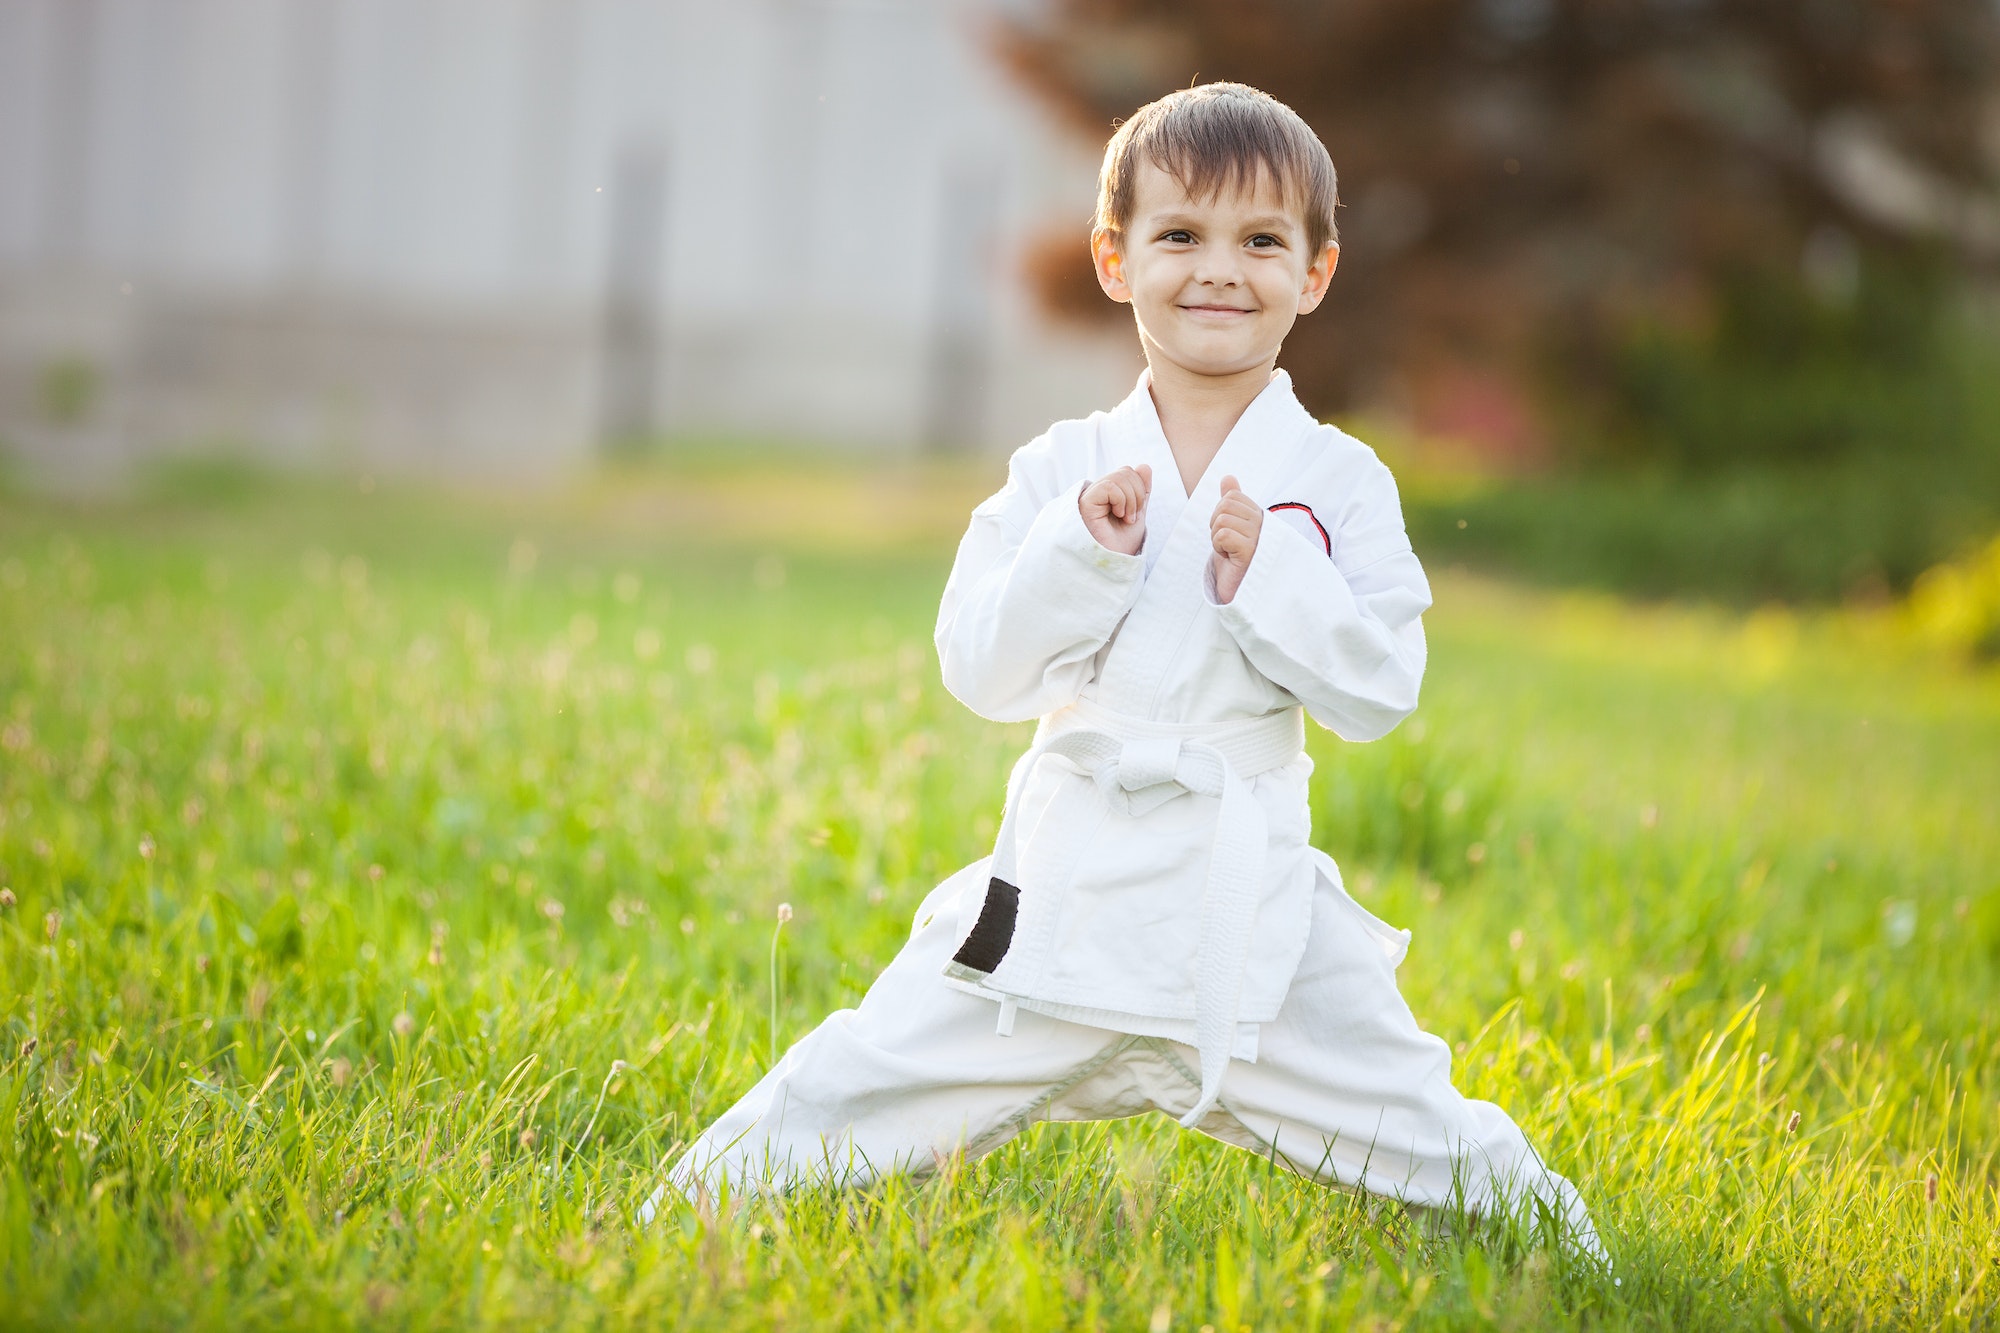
xmin=644 ymin=864 xmax=1604 ymax=1260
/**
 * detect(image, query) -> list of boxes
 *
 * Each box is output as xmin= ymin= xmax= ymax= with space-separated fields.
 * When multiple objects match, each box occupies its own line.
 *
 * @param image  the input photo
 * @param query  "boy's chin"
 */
xmin=1140 ymin=321 xmax=1290 ymax=380
xmin=1150 ymin=342 xmax=1282 ymax=380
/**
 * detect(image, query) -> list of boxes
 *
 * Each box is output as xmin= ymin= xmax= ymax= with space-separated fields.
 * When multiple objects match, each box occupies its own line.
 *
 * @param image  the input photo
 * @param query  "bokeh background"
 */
xmin=4 ymin=0 xmax=2000 ymax=623
xmin=0 ymin=0 xmax=1129 ymax=480
xmin=3 ymin=6 xmax=1999 ymax=1327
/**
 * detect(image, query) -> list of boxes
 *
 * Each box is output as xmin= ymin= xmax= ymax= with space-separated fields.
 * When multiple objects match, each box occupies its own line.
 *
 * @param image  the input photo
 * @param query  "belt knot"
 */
xmin=1082 ymin=733 xmax=1226 ymax=818
xmin=1113 ymin=734 xmax=1183 ymax=793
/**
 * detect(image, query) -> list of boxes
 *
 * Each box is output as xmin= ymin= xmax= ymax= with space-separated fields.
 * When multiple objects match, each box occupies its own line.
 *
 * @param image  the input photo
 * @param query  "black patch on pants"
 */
xmin=950 ymin=877 xmax=1019 ymax=974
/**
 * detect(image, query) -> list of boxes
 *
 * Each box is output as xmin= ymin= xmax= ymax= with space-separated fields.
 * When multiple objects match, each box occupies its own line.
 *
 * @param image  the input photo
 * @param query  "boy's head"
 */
xmin=1090 ymin=83 xmax=1340 ymax=382
xmin=1096 ymin=83 xmax=1339 ymax=258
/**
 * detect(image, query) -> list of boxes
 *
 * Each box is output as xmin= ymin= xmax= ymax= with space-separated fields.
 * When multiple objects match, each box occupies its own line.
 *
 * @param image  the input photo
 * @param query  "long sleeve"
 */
xmin=1203 ymin=465 xmax=1432 ymax=742
xmin=935 ymin=461 xmax=1147 ymax=723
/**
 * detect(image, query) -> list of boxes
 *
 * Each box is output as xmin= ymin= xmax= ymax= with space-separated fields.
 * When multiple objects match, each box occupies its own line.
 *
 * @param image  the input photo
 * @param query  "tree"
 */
xmin=997 ymin=0 xmax=2000 ymax=459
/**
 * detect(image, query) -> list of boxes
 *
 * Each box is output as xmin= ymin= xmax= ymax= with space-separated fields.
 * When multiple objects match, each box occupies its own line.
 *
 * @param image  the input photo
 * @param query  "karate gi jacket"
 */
xmin=932 ymin=368 xmax=1431 ymax=1125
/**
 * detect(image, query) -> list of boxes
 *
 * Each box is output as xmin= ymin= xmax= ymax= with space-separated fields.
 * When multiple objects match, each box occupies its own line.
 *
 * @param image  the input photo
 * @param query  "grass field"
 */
xmin=2 ymin=461 xmax=1996 ymax=1330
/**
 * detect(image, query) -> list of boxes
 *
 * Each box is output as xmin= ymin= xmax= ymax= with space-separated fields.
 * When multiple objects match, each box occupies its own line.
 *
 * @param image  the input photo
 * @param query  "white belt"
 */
xmin=980 ymin=697 xmax=1305 ymax=1128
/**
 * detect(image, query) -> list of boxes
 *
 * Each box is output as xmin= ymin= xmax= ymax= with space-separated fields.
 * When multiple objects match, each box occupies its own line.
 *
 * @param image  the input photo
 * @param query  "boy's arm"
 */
xmin=1203 ymin=461 xmax=1431 ymax=741
xmin=935 ymin=449 xmax=1147 ymax=723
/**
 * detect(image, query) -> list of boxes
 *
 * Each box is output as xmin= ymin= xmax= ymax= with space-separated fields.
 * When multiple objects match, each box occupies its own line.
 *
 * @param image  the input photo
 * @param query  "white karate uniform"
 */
xmin=645 ymin=370 xmax=1603 ymax=1259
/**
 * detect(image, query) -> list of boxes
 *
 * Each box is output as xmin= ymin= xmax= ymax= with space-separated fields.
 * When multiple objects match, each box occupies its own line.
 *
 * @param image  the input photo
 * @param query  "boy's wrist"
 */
xmin=1076 ymin=466 xmax=1155 ymax=558
xmin=1055 ymin=478 xmax=1144 ymax=572
xmin=1077 ymin=490 xmax=1143 ymax=557
xmin=1211 ymin=555 xmax=1246 ymax=604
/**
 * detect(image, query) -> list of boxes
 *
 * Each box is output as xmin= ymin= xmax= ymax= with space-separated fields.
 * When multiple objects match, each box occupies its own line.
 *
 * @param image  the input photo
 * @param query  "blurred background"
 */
xmin=2 ymin=0 xmax=1999 ymax=622
xmin=0 ymin=0 xmax=1134 ymax=480
xmin=7 ymin=8 xmax=1999 ymax=1321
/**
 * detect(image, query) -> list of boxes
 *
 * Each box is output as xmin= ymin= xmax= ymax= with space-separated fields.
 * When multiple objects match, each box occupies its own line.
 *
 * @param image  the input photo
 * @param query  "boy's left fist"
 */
xmin=1209 ymin=475 xmax=1262 ymax=605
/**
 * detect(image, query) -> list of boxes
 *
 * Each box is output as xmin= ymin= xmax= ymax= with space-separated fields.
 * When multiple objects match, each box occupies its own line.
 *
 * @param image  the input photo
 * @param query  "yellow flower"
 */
xmin=1908 ymin=534 xmax=2000 ymax=660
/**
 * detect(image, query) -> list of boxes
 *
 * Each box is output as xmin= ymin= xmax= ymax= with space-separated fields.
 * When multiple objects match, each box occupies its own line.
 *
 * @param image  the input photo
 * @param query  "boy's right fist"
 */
xmin=1079 ymin=463 xmax=1153 ymax=556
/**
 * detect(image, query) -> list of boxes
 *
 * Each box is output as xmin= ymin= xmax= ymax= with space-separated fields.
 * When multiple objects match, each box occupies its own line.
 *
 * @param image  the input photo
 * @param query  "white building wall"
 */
xmin=0 ymin=0 xmax=1137 ymax=482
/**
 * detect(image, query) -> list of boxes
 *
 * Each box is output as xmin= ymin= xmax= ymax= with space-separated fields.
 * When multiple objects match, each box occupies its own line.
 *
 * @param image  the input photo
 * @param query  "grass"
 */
xmin=1 ymin=460 xmax=1996 ymax=1329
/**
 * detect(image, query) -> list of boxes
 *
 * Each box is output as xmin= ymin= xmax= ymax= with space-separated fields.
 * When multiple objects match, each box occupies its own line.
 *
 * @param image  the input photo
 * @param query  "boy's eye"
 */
xmin=1159 ymin=229 xmax=1195 ymax=244
xmin=1248 ymin=234 xmax=1282 ymax=249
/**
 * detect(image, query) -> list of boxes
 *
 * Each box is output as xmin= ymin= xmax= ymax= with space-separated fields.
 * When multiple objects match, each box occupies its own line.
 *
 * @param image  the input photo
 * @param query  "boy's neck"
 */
xmin=1143 ymin=347 xmax=1279 ymax=495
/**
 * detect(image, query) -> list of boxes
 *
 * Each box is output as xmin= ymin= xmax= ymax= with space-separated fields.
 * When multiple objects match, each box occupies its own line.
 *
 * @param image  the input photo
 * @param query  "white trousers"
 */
xmin=646 ymin=865 xmax=1604 ymax=1260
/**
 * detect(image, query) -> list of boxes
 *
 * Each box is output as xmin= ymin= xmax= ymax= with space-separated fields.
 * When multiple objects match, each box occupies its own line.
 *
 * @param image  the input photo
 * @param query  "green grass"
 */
xmin=1 ymin=464 xmax=1996 ymax=1330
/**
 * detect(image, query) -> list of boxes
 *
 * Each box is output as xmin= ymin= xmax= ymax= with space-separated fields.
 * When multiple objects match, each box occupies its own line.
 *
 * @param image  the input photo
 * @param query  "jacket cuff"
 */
xmin=1026 ymin=476 xmax=1147 ymax=617
xmin=1203 ymin=506 xmax=1320 ymax=611
xmin=1050 ymin=476 xmax=1146 ymax=572
xmin=1206 ymin=511 xmax=1381 ymax=663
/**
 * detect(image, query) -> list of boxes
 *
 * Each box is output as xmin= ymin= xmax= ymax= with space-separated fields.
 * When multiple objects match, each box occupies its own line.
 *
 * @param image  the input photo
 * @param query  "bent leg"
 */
xmin=1203 ymin=869 xmax=1606 ymax=1261
xmin=642 ymin=866 xmax=1131 ymax=1220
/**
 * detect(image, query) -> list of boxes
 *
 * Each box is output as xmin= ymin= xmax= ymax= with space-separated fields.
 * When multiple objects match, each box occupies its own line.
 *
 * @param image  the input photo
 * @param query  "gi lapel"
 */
xmin=1096 ymin=370 xmax=1319 ymax=717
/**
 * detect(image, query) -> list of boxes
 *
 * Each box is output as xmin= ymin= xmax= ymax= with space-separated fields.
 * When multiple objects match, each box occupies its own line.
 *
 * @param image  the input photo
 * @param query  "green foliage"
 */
xmin=1434 ymin=259 xmax=2000 ymax=604
xmin=1409 ymin=448 xmax=2000 ymax=602
xmin=1 ymin=480 xmax=1995 ymax=1328
xmin=1607 ymin=256 xmax=1965 ymax=471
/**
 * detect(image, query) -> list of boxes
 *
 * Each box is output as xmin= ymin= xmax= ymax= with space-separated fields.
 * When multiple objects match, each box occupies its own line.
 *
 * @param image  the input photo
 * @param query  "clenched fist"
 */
xmin=1079 ymin=463 xmax=1153 ymax=556
xmin=1209 ymin=475 xmax=1263 ymax=604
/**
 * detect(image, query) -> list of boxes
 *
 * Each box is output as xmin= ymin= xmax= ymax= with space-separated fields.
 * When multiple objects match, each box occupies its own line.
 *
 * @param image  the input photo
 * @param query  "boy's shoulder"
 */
xmin=1288 ymin=418 xmax=1401 ymax=492
xmin=977 ymin=403 xmax=1124 ymax=517
xmin=1261 ymin=420 xmax=1416 ymax=571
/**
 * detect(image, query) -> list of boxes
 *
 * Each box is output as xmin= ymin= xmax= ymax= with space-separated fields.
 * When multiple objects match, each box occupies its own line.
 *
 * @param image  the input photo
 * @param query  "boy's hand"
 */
xmin=1209 ymin=475 xmax=1262 ymax=604
xmin=1079 ymin=464 xmax=1153 ymax=556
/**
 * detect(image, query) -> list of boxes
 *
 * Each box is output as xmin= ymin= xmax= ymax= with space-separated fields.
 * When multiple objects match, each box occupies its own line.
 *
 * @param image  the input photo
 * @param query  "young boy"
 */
xmin=644 ymin=82 xmax=1603 ymax=1260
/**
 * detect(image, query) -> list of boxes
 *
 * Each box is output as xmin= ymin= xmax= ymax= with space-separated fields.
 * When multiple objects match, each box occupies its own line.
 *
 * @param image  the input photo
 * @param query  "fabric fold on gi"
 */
xmin=943 ymin=699 xmax=1306 ymax=1126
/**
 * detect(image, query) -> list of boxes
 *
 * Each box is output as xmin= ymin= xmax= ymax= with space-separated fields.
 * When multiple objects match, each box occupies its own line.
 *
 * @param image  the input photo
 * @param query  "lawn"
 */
xmin=1 ymin=461 xmax=1995 ymax=1330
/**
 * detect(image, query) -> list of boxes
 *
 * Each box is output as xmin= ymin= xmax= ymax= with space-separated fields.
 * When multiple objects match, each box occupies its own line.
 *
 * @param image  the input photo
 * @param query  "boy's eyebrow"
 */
xmin=1143 ymin=209 xmax=1302 ymax=232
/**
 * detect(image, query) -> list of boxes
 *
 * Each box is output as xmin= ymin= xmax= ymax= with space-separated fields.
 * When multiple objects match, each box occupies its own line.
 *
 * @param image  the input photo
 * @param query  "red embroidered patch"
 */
xmin=1266 ymin=501 xmax=1331 ymax=556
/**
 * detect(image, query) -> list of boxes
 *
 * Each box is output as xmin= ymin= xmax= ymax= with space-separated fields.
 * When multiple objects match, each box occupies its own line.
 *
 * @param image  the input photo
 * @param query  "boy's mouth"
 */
xmin=1180 ymin=303 xmax=1255 ymax=317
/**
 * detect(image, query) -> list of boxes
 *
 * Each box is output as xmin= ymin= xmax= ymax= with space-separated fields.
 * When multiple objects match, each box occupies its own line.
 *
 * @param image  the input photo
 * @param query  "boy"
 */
xmin=644 ymin=82 xmax=1603 ymax=1260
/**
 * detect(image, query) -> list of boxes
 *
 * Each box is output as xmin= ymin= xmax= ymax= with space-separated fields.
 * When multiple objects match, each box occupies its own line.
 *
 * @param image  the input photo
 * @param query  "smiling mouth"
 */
xmin=1181 ymin=304 xmax=1254 ymax=314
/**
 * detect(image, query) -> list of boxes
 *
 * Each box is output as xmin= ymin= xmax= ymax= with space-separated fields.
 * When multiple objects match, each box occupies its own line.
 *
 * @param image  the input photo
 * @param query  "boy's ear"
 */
xmin=1091 ymin=228 xmax=1134 ymax=304
xmin=1297 ymin=240 xmax=1340 ymax=315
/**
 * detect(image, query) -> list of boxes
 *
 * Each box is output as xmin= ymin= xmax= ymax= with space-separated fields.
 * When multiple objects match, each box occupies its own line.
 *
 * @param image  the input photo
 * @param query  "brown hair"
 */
xmin=1095 ymin=82 xmax=1338 ymax=256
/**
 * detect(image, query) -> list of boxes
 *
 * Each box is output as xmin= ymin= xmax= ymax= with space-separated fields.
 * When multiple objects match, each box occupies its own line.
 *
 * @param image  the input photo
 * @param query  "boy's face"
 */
xmin=1092 ymin=156 xmax=1338 ymax=382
